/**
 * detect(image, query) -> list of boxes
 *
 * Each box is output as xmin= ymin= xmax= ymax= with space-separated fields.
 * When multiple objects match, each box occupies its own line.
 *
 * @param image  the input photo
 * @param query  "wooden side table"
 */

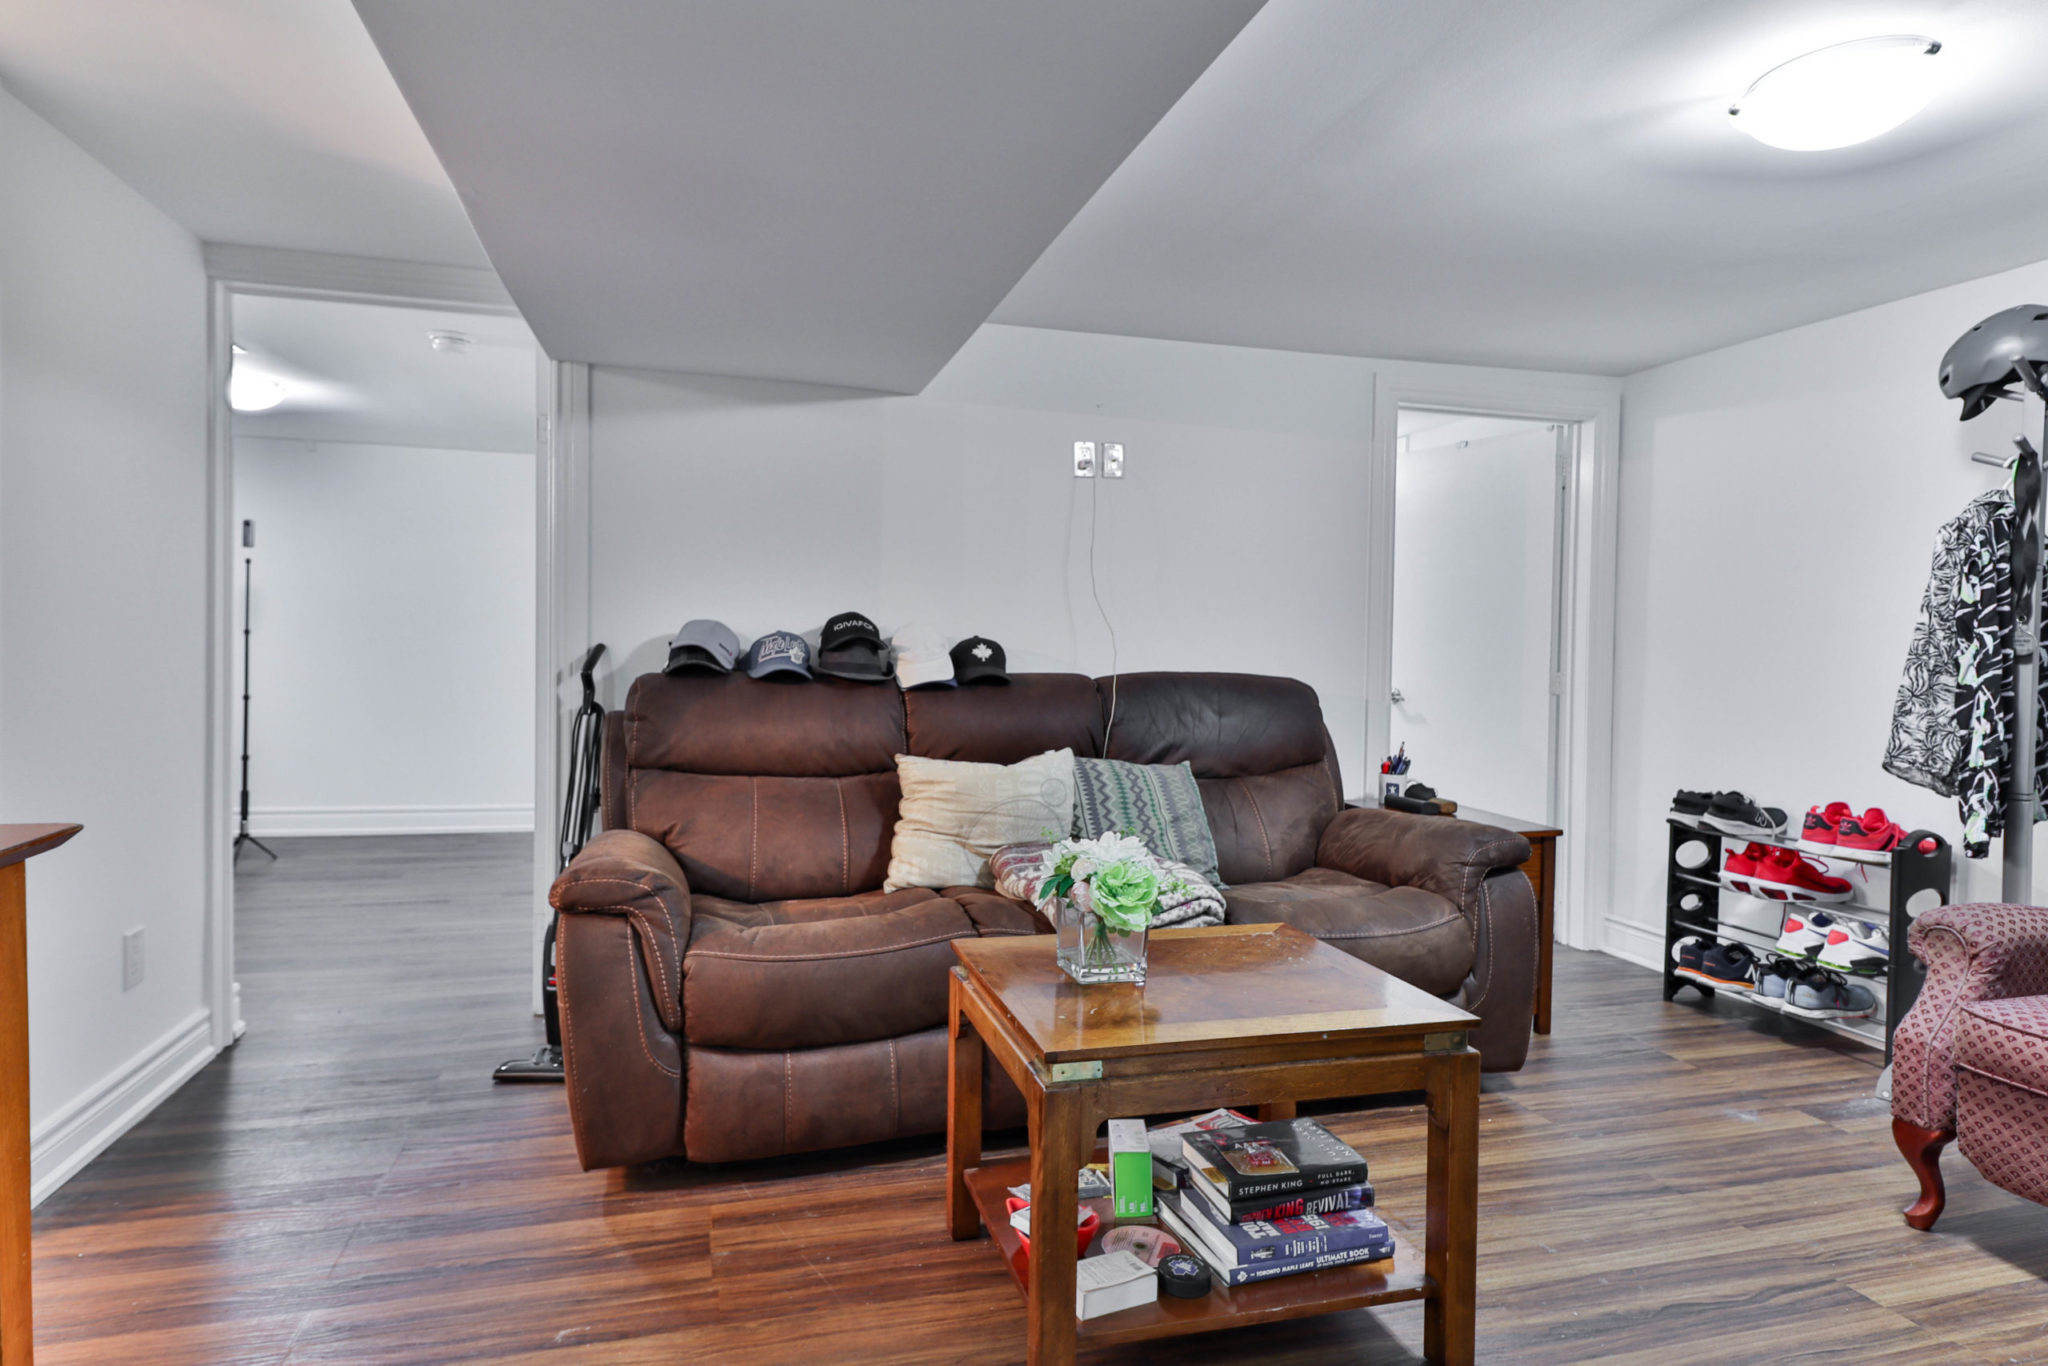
xmin=1 ymin=823 xmax=82 ymax=1366
xmin=1347 ymin=800 xmax=1561 ymax=1036
xmin=947 ymin=923 xmax=1480 ymax=1365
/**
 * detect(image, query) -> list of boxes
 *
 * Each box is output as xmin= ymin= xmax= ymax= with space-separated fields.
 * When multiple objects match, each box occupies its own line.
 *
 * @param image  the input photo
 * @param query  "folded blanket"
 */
xmin=990 ymin=842 xmax=1225 ymax=930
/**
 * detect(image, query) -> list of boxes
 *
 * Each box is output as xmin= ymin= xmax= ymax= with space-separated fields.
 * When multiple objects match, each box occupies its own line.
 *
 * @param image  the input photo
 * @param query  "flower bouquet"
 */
xmin=1035 ymin=832 xmax=1182 ymax=984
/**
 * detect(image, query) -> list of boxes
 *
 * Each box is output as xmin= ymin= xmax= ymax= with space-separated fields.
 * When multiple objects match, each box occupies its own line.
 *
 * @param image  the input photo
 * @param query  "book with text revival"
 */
xmin=1191 ymin=1163 xmax=1374 ymax=1225
xmin=1180 ymin=1118 xmax=1369 ymax=1201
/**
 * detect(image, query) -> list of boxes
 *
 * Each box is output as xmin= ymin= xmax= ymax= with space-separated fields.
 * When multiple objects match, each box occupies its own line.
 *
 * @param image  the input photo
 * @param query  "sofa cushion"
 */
xmin=625 ymin=670 xmax=903 ymax=776
xmin=630 ymin=770 xmax=898 ymax=903
xmin=1072 ymin=757 xmax=1222 ymax=885
xmin=1956 ymin=995 xmax=2048 ymax=1094
xmin=1100 ymin=673 xmax=1329 ymax=777
xmin=1222 ymin=867 xmax=1473 ymax=996
xmin=905 ymin=674 xmax=1103 ymax=763
xmin=944 ymin=886 xmax=1049 ymax=938
xmin=1200 ymin=763 xmax=1341 ymax=886
xmin=683 ymin=888 xmax=975 ymax=1050
xmin=884 ymin=749 xmax=1075 ymax=892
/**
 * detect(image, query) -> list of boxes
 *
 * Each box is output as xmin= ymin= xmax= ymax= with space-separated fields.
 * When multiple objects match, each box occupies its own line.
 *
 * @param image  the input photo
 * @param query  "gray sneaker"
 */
xmin=1758 ymin=958 xmax=1799 ymax=1004
xmin=1784 ymin=966 xmax=1876 ymax=1020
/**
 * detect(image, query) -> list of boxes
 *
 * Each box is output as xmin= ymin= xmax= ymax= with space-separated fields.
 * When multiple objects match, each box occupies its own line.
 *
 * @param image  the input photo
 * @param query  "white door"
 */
xmin=1387 ymin=412 xmax=1568 ymax=821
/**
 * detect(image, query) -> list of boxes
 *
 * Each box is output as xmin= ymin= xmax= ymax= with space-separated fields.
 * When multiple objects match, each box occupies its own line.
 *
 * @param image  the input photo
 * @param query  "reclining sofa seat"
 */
xmin=551 ymin=670 xmax=1537 ymax=1170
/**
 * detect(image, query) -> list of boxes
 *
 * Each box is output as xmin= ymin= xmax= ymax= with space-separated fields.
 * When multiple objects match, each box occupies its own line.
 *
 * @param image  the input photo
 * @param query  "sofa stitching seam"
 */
xmin=627 ymin=933 xmax=681 ymax=1078
xmin=1242 ymin=784 xmax=1276 ymax=881
xmin=685 ymin=930 xmax=971 ymax=963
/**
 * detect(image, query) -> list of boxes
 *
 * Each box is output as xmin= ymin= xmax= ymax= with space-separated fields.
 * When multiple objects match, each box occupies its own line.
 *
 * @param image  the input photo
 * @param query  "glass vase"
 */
xmin=1052 ymin=890 xmax=1148 ymax=985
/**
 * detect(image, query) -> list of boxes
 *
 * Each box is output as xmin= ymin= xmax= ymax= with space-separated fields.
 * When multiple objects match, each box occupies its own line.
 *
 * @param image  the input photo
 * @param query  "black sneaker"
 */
xmin=1677 ymin=941 xmax=1758 ymax=992
xmin=1670 ymin=935 xmax=1707 ymax=975
xmin=1701 ymin=791 xmax=1788 ymax=838
xmin=1670 ymin=789 xmax=1715 ymax=826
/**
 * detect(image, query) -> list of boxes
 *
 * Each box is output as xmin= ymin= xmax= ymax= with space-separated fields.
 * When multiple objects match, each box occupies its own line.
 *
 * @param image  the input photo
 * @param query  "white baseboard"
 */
xmin=248 ymin=803 xmax=535 ymax=837
xmin=1601 ymin=915 xmax=1665 ymax=973
xmin=31 ymin=1009 xmax=216 ymax=1207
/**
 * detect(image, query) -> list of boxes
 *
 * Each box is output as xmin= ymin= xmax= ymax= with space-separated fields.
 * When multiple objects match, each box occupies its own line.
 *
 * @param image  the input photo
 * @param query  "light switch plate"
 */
xmin=122 ymin=927 xmax=145 ymax=991
xmin=1073 ymin=440 xmax=1096 ymax=477
xmin=1102 ymin=442 xmax=1124 ymax=478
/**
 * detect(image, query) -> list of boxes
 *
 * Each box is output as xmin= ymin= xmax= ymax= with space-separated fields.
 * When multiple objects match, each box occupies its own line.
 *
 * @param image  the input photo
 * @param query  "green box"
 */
xmin=1107 ymin=1118 xmax=1153 ymax=1219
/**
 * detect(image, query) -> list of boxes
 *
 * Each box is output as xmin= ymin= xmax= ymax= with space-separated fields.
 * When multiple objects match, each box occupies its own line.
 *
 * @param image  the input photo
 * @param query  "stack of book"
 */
xmin=1153 ymin=1117 xmax=1393 ymax=1286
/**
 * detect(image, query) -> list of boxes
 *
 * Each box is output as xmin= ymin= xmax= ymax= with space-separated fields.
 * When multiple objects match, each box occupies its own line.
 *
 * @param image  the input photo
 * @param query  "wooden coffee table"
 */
xmin=946 ymin=922 xmax=1480 ymax=1365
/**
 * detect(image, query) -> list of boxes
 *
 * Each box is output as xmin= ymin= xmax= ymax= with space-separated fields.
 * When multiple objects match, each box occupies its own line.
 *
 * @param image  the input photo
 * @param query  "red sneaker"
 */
xmin=1750 ymin=847 xmax=1852 ymax=902
xmin=1836 ymin=808 xmax=1905 ymax=854
xmin=1800 ymin=802 xmax=1852 ymax=849
xmin=1722 ymin=842 xmax=1773 ymax=893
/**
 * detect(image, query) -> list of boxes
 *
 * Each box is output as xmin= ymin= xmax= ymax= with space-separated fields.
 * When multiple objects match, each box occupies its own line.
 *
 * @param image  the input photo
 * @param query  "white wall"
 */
xmin=0 ymin=84 xmax=215 ymax=1202
xmin=1611 ymin=256 xmax=2048 ymax=966
xmin=1392 ymin=422 xmax=1558 ymax=819
xmin=589 ymin=324 xmax=1617 ymax=799
xmin=234 ymin=438 xmax=536 ymax=834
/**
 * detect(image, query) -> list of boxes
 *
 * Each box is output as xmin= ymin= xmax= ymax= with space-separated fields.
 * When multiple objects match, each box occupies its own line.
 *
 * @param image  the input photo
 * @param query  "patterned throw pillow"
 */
xmin=1070 ymin=757 xmax=1223 ymax=887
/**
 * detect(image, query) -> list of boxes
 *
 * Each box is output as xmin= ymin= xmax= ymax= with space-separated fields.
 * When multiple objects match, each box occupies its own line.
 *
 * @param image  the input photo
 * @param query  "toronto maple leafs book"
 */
xmin=1179 ymin=1117 xmax=1369 ymax=1201
xmin=1156 ymin=1192 xmax=1393 ymax=1287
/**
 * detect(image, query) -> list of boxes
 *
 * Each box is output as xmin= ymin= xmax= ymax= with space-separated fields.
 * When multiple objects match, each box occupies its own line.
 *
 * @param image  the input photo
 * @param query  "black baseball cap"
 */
xmin=950 ymin=635 xmax=1009 ymax=685
xmin=816 ymin=610 xmax=892 ymax=682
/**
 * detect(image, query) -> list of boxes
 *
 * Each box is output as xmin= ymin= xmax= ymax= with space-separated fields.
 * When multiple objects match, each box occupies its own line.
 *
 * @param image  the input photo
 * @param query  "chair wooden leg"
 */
xmin=1893 ymin=1116 xmax=1953 ymax=1231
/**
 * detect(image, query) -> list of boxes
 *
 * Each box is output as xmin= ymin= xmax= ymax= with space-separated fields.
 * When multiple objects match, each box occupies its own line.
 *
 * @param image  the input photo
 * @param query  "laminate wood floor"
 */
xmin=29 ymin=835 xmax=2048 ymax=1363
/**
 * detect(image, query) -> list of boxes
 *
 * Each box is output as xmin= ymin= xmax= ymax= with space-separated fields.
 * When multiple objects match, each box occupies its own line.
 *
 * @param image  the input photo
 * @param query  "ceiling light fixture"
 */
xmin=1729 ymin=35 xmax=1942 ymax=151
xmin=228 ymin=362 xmax=288 ymax=413
xmin=427 ymin=330 xmax=472 ymax=354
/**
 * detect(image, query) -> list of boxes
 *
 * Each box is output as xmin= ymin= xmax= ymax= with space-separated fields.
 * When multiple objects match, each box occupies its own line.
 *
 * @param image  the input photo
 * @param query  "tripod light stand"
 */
xmin=233 ymin=518 xmax=276 ymax=863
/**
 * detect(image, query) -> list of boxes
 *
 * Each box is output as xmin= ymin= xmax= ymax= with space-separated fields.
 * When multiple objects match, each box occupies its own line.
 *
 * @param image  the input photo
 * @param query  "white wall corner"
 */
xmin=31 ymin=1009 xmax=216 ymax=1207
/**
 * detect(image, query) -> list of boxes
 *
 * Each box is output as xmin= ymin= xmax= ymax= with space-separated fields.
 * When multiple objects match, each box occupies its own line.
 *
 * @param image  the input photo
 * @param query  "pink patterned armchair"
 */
xmin=1891 ymin=903 xmax=2048 ymax=1228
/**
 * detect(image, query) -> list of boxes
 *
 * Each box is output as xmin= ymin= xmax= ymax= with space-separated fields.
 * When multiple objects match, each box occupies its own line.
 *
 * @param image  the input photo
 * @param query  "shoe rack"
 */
xmin=1661 ymin=819 xmax=1953 ymax=1059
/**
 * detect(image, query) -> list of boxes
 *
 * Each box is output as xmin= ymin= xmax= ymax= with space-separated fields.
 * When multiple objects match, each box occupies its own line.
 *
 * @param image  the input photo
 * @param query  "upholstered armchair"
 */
xmin=1891 ymin=903 xmax=2048 ymax=1228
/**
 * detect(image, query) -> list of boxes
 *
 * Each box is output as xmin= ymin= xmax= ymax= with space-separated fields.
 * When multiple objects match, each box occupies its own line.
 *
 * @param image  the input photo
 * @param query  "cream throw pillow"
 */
xmin=884 ymin=749 xmax=1076 ymax=892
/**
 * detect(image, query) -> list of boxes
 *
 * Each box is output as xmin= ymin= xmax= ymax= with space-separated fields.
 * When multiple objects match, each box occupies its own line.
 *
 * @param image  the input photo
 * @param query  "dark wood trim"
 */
xmin=0 ymin=825 xmax=79 ymax=873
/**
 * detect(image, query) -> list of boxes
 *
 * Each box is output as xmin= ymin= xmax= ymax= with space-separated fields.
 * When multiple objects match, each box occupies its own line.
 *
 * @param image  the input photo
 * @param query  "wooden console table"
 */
xmin=1 ymin=823 xmax=82 ymax=1366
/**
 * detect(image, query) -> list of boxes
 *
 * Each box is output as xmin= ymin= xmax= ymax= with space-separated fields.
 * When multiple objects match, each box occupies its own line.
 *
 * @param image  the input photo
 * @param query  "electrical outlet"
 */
xmin=122 ymin=927 xmax=145 ymax=991
xmin=1073 ymin=440 xmax=1096 ymax=477
xmin=1102 ymin=442 xmax=1125 ymax=478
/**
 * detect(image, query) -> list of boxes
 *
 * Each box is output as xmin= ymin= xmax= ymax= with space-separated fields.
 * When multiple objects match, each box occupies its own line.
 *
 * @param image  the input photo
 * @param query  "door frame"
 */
xmin=200 ymin=246 xmax=578 ymax=1046
xmin=1366 ymin=373 xmax=1621 ymax=953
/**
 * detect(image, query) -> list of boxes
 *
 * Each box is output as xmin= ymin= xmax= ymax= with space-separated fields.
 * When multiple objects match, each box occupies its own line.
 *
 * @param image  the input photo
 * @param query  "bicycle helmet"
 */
xmin=1940 ymin=304 xmax=2048 ymax=418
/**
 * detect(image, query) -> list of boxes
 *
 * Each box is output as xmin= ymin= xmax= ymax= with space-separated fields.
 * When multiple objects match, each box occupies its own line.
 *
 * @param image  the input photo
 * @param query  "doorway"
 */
xmin=1388 ymin=409 xmax=1572 ymax=821
xmin=220 ymin=290 xmax=541 ymax=1036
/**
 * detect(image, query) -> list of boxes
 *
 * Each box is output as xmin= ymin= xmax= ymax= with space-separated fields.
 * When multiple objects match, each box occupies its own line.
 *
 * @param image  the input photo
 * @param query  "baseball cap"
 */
xmin=664 ymin=619 xmax=740 ymax=674
xmin=951 ymin=635 xmax=1009 ymax=685
xmin=741 ymin=630 xmax=812 ymax=679
xmin=891 ymin=623 xmax=956 ymax=689
xmin=815 ymin=610 xmax=892 ymax=682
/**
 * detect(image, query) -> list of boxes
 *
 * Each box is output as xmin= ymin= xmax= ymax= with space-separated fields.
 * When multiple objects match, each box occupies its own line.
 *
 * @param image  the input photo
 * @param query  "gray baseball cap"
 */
xmin=665 ymin=619 xmax=741 ymax=674
xmin=742 ymin=630 xmax=812 ymax=679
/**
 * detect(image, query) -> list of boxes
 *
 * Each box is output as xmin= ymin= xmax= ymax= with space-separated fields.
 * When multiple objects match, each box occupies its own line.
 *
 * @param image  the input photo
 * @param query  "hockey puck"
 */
xmin=1158 ymin=1253 xmax=1211 ymax=1298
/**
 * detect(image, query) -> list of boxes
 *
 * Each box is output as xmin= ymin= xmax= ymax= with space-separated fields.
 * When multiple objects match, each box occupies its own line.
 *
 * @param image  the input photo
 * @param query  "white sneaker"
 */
xmin=1816 ymin=919 xmax=1889 ymax=976
xmin=1775 ymin=909 xmax=1835 ymax=959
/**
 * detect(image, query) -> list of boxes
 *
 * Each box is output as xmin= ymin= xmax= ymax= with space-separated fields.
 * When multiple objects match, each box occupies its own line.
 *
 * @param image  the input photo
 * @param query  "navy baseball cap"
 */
xmin=742 ymin=630 xmax=812 ymax=679
xmin=816 ymin=610 xmax=892 ymax=681
xmin=664 ymin=619 xmax=740 ymax=674
xmin=951 ymin=635 xmax=1009 ymax=685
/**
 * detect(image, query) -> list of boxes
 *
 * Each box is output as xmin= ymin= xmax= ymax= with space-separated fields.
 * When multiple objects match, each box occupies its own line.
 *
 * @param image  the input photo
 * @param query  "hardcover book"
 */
xmin=1180 ymin=1118 xmax=1369 ymax=1201
xmin=1190 ymin=1163 xmax=1374 ymax=1224
xmin=1156 ymin=1194 xmax=1393 ymax=1287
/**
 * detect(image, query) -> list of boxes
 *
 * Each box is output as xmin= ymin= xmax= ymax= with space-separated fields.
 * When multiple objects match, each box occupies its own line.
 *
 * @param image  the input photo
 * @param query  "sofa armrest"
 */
xmin=1894 ymin=903 xmax=2048 ymax=1132
xmin=1316 ymin=807 xmax=1532 ymax=904
xmin=550 ymin=828 xmax=690 ymax=1033
xmin=1316 ymin=808 xmax=1536 ymax=1071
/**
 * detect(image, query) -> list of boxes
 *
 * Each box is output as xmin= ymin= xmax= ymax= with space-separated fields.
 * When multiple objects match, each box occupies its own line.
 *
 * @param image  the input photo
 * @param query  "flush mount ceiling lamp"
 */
xmin=228 ymin=361 xmax=289 ymax=413
xmin=1729 ymin=35 xmax=1942 ymax=151
xmin=427 ymin=330 xmax=472 ymax=354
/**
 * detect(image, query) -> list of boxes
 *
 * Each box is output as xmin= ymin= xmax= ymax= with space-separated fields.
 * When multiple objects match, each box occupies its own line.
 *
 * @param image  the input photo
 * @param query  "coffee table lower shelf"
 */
xmin=960 ymin=1159 xmax=1429 ymax=1348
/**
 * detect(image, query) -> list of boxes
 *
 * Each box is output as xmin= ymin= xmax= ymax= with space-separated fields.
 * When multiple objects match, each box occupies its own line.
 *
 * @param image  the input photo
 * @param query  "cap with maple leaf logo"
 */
xmin=949 ymin=635 xmax=1009 ymax=685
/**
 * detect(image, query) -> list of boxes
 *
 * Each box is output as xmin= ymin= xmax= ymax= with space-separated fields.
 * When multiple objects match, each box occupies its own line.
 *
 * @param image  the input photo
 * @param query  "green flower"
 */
xmin=1089 ymin=858 xmax=1158 ymax=932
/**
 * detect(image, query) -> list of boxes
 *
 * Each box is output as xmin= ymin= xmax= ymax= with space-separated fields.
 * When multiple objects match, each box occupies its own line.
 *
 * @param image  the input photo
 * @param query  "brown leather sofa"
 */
xmin=550 ymin=670 xmax=1538 ymax=1169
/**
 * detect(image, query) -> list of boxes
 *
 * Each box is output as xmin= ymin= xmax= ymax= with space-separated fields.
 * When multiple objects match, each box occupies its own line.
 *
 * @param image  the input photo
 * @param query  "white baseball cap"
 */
xmin=891 ymin=623 xmax=955 ymax=689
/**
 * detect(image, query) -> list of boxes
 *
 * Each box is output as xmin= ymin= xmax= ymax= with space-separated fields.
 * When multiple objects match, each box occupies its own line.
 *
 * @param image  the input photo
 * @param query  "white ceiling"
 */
xmin=0 ymin=0 xmax=486 ymax=267
xmin=993 ymin=0 xmax=2048 ymax=376
xmin=352 ymin=0 xmax=1265 ymax=393
xmin=232 ymin=296 xmax=537 ymax=452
